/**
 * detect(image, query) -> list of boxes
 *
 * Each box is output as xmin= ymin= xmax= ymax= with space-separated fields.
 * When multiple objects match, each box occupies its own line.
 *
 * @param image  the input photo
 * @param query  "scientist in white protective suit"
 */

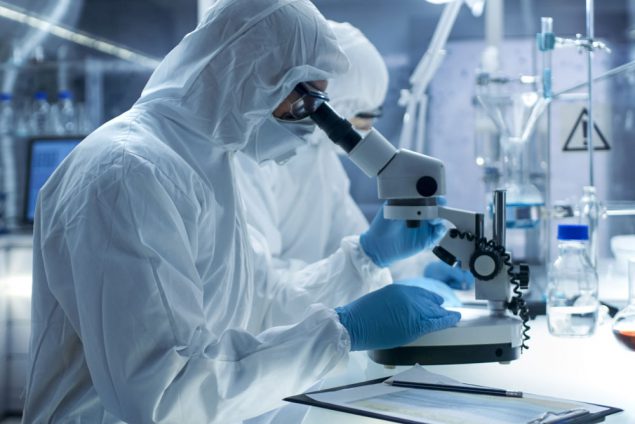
xmin=235 ymin=21 xmax=474 ymax=325
xmin=22 ymin=1 xmax=461 ymax=423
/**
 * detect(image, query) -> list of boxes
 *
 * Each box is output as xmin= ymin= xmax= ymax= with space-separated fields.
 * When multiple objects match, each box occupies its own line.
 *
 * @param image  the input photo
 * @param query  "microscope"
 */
xmin=304 ymin=89 xmax=531 ymax=365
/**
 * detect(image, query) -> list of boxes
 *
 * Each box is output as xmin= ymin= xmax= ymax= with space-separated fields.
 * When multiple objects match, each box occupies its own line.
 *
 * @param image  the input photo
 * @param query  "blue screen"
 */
xmin=27 ymin=139 xmax=81 ymax=222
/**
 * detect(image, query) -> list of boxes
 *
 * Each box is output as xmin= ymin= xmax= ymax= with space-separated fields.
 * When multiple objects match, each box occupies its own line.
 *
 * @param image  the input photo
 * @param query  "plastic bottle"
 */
xmin=52 ymin=90 xmax=77 ymax=135
xmin=547 ymin=224 xmax=599 ymax=337
xmin=30 ymin=91 xmax=52 ymax=136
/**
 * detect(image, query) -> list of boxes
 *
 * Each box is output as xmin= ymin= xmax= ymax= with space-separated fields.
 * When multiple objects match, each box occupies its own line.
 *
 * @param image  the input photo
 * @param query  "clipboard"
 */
xmin=284 ymin=377 xmax=623 ymax=424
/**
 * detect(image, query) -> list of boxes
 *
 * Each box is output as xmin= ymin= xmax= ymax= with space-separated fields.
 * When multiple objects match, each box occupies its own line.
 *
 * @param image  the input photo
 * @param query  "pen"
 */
xmin=390 ymin=381 xmax=524 ymax=398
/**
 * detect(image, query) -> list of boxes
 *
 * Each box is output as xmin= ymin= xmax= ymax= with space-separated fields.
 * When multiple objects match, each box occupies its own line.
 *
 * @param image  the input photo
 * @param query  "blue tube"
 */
xmin=543 ymin=68 xmax=552 ymax=99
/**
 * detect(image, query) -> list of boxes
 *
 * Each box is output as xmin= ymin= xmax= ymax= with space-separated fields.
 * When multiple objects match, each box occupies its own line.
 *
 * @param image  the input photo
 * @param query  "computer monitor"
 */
xmin=24 ymin=137 xmax=83 ymax=224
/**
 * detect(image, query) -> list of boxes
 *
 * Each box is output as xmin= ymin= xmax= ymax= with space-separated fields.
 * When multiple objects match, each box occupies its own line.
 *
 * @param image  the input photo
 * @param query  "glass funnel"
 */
xmin=612 ymin=258 xmax=635 ymax=351
xmin=477 ymin=76 xmax=550 ymax=229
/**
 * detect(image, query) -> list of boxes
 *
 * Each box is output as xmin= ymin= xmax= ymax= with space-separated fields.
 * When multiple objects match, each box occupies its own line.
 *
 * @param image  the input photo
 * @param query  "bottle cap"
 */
xmin=58 ymin=90 xmax=73 ymax=100
xmin=34 ymin=91 xmax=47 ymax=100
xmin=557 ymin=224 xmax=589 ymax=241
xmin=0 ymin=93 xmax=11 ymax=101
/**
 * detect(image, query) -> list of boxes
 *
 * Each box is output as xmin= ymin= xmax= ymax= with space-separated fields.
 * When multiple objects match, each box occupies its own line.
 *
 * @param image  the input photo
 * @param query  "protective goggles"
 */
xmin=282 ymin=82 xmax=330 ymax=121
xmin=355 ymin=106 xmax=383 ymax=119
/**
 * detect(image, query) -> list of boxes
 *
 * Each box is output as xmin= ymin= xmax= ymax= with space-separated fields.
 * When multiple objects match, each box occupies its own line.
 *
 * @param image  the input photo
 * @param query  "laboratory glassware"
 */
xmin=547 ymin=224 xmax=599 ymax=337
xmin=612 ymin=258 xmax=635 ymax=350
xmin=477 ymin=77 xmax=548 ymax=230
xmin=51 ymin=90 xmax=77 ymax=135
xmin=30 ymin=91 xmax=52 ymax=135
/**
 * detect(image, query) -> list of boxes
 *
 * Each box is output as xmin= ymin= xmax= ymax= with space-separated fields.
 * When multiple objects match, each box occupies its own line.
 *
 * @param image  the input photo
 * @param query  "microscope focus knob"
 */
xmin=416 ymin=176 xmax=438 ymax=197
xmin=517 ymin=263 xmax=530 ymax=290
xmin=469 ymin=250 xmax=500 ymax=281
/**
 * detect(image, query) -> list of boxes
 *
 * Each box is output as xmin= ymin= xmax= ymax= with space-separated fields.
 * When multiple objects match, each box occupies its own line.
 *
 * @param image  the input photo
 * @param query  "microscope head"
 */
xmin=307 ymin=99 xmax=446 ymax=227
xmin=375 ymin=148 xmax=446 ymax=226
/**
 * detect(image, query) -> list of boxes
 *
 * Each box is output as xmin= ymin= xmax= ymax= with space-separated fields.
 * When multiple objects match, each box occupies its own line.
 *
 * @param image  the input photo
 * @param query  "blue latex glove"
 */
xmin=424 ymin=261 xmax=475 ymax=290
xmin=335 ymin=284 xmax=461 ymax=351
xmin=360 ymin=202 xmax=447 ymax=268
xmin=395 ymin=278 xmax=462 ymax=307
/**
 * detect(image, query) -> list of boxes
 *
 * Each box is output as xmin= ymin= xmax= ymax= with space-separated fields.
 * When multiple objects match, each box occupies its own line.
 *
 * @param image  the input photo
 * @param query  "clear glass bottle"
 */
xmin=612 ymin=258 xmax=635 ymax=350
xmin=29 ymin=91 xmax=51 ymax=136
xmin=51 ymin=90 xmax=77 ymax=135
xmin=547 ymin=224 xmax=599 ymax=337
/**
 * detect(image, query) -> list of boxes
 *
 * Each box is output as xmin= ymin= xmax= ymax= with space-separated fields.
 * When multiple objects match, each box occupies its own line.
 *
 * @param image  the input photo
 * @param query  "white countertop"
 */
xmin=301 ymin=316 xmax=634 ymax=423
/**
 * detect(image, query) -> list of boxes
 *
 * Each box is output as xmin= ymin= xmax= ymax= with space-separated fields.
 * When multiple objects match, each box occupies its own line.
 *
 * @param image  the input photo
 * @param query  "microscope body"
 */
xmin=339 ymin=127 xmax=530 ymax=365
xmin=309 ymin=101 xmax=530 ymax=365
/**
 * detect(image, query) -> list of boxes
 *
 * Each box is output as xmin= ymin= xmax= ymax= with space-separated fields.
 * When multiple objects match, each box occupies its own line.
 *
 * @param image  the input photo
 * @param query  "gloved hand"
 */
xmin=395 ymin=278 xmax=462 ymax=307
xmin=360 ymin=202 xmax=447 ymax=268
xmin=424 ymin=261 xmax=475 ymax=290
xmin=335 ymin=284 xmax=461 ymax=351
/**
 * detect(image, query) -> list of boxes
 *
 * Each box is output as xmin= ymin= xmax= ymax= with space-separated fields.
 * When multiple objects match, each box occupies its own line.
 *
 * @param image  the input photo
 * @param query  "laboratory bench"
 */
xmin=298 ymin=260 xmax=633 ymax=423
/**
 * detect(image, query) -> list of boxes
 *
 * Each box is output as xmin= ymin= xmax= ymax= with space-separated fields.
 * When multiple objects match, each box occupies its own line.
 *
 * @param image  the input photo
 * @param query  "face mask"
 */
xmin=242 ymin=115 xmax=316 ymax=165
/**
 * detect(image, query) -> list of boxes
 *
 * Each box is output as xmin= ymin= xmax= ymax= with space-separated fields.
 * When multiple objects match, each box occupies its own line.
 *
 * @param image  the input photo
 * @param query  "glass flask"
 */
xmin=501 ymin=137 xmax=544 ymax=229
xmin=612 ymin=258 xmax=635 ymax=350
xmin=547 ymin=225 xmax=599 ymax=337
xmin=476 ymin=76 xmax=547 ymax=230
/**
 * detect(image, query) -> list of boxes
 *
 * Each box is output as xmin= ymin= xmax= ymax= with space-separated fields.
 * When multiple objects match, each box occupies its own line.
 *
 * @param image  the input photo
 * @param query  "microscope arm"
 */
xmin=433 ymin=205 xmax=513 ymax=306
xmin=433 ymin=193 xmax=529 ymax=308
xmin=433 ymin=206 xmax=484 ymax=271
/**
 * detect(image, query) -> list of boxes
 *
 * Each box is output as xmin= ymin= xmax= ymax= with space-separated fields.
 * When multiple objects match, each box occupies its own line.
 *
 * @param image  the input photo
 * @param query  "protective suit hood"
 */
xmin=327 ymin=21 xmax=388 ymax=119
xmin=135 ymin=0 xmax=349 ymax=150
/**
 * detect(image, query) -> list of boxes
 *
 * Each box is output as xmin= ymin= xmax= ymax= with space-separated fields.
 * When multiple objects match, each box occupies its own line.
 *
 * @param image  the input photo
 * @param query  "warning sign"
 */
xmin=563 ymin=108 xmax=610 ymax=152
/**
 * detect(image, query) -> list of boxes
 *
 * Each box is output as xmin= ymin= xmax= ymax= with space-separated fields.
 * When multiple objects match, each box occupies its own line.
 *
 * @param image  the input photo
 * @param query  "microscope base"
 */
xmin=368 ymin=308 xmax=524 ymax=366
xmin=368 ymin=342 xmax=520 ymax=366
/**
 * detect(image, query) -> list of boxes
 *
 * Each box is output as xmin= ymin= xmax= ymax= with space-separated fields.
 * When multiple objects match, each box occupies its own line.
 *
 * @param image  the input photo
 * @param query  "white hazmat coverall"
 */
xmin=23 ymin=1 xmax=355 ymax=422
xmin=235 ymin=21 xmax=392 ymax=328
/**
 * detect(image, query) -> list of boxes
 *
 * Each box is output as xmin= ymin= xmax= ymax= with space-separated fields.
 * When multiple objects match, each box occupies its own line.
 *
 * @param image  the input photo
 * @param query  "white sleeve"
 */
xmin=248 ymin=226 xmax=392 ymax=330
xmin=56 ymin=160 xmax=350 ymax=423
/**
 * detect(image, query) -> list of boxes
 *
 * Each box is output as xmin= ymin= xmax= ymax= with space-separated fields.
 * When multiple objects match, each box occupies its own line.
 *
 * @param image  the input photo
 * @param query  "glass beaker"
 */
xmin=501 ymin=137 xmax=544 ymax=229
xmin=612 ymin=258 xmax=635 ymax=350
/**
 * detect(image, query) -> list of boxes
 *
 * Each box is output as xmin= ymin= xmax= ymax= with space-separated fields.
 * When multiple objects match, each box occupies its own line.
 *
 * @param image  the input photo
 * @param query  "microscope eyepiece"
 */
xmin=310 ymin=102 xmax=362 ymax=153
